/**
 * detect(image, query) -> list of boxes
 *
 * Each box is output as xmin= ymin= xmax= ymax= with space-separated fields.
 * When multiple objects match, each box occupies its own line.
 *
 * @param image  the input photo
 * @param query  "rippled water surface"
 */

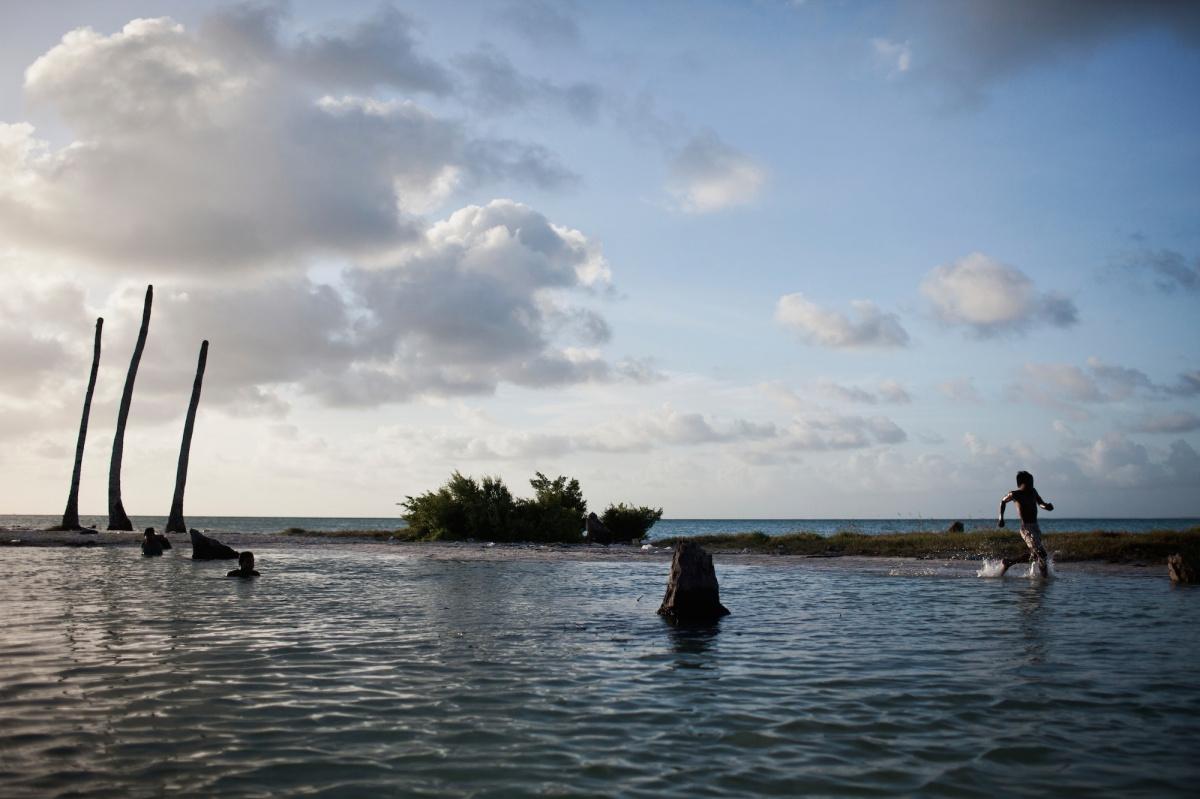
xmin=2 ymin=547 xmax=1198 ymax=797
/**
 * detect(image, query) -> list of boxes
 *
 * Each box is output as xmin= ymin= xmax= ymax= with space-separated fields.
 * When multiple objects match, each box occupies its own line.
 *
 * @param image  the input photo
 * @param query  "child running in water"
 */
xmin=998 ymin=470 xmax=1054 ymax=577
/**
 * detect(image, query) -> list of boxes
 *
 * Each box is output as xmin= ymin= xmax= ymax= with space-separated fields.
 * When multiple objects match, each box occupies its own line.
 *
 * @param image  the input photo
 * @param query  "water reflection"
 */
xmin=665 ymin=621 xmax=722 ymax=669
xmin=1016 ymin=580 xmax=1048 ymax=665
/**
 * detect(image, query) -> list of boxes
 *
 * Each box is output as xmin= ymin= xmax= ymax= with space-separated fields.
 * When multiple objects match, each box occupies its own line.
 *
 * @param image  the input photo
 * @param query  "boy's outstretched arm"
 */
xmin=1036 ymin=491 xmax=1054 ymax=512
xmin=998 ymin=492 xmax=1012 ymax=527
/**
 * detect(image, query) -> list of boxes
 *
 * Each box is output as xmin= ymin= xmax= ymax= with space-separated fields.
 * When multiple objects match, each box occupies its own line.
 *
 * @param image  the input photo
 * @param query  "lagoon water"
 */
xmin=2 ymin=545 xmax=1198 ymax=797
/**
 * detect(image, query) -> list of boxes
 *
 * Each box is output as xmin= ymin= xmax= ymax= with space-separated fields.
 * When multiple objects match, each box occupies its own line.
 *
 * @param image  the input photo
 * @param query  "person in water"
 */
xmin=141 ymin=528 xmax=163 ymax=557
xmin=998 ymin=470 xmax=1054 ymax=577
xmin=227 ymin=551 xmax=260 ymax=578
xmin=144 ymin=527 xmax=171 ymax=550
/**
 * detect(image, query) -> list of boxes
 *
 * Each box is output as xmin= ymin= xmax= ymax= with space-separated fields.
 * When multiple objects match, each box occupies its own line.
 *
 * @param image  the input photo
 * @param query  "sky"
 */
xmin=1 ymin=0 xmax=1198 ymax=521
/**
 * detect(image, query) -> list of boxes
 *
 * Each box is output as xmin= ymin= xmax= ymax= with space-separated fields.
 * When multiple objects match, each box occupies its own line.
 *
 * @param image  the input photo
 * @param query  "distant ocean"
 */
xmin=3 ymin=514 xmax=1197 ymax=539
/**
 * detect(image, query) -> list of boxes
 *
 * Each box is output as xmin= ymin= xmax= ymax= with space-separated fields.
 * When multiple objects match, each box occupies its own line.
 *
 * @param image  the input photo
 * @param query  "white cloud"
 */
xmin=1125 ymin=411 xmax=1200 ymax=434
xmin=921 ymin=252 xmax=1077 ymax=337
xmin=872 ymin=37 xmax=912 ymax=75
xmin=775 ymin=293 xmax=909 ymax=349
xmin=666 ymin=131 xmax=765 ymax=213
xmin=1 ymin=15 xmax=573 ymax=273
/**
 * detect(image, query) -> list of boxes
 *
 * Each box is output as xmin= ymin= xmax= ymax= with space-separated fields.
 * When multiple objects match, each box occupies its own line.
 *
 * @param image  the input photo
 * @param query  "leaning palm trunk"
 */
xmin=59 ymin=318 xmax=103 ymax=531
xmin=166 ymin=340 xmax=208 ymax=534
xmin=107 ymin=285 xmax=153 ymax=531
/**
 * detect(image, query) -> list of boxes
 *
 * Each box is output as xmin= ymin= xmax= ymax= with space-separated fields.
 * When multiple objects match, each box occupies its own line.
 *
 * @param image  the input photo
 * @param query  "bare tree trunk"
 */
xmin=59 ymin=318 xmax=103 ymax=531
xmin=108 ymin=285 xmax=153 ymax=531
xmin=166 ymin=340 xmax=208 ymax=534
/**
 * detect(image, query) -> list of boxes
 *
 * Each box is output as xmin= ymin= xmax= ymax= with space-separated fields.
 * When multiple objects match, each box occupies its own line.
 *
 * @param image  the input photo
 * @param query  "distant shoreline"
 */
xmin=4 ymin=526 xmax=1197 ymax=567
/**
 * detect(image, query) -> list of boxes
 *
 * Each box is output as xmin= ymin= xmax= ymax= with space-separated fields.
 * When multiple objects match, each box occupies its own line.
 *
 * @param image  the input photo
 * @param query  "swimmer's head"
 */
xmin=143 ymin=527 xmax=156 ymax=538
xmin=239 ymin=551 xmax=255 ymax=570
xmin=1016 ymin=470 xmax=1033 ymax=488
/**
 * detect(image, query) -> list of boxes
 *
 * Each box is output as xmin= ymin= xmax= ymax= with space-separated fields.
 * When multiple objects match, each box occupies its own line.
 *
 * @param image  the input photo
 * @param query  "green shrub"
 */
xmin=402 ymin=471 xmax=586 ymax=543
xmin=600 ymin=503 xmax=663 ymax=542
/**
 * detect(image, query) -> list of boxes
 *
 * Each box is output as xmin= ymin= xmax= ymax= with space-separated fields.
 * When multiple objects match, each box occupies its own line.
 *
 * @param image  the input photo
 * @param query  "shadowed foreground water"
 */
xmin=1 ymin=548 xmax=1197 ymax=797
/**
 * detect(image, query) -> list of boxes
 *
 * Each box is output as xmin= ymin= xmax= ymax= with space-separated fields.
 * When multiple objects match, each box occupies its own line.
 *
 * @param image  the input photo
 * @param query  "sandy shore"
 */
xmin=0 ymin=526 xmax=1171 ymax=577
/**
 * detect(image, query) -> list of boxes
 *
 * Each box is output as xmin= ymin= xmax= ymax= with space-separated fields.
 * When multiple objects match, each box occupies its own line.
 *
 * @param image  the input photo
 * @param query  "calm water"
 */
xmin=1 ymin=546 xmax=1198 ymax=797
xmin=4 ymin=514 xmax=1198 ymax=539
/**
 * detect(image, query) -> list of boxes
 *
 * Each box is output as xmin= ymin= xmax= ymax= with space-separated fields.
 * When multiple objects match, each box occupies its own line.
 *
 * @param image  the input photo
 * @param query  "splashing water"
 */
xmin=977 ymin=559 xmax=1006 ymax=578
xmin=976 ymin=554 xmax=1057 ymax=578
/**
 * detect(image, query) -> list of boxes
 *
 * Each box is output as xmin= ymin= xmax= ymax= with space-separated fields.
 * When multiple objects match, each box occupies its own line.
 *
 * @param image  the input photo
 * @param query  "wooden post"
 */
xmin=166 ymin=340 xmax=208 ymax=533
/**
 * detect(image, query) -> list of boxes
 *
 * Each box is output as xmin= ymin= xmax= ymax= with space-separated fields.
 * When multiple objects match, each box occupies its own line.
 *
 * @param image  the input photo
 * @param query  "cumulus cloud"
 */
xmin=889 ymin=1 xmax=1200 ymax=107
xmin=921 ymin=252 xmax=1077 ymax=337
xmin=775 ymin=294 xmax=909 ymax=349
xmin=666 ymin=131 xmax=765 ymax=213
xmin=1009 ymin=358 xmax=1197 ymax=412
xmin=815 ymin=379 xmax=912 ymax=405
xmin=1 ymin=14 xmax=574 ymax=272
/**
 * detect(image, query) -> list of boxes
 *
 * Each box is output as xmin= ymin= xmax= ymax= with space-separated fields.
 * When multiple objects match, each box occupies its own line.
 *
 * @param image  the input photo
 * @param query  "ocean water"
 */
xmin=1 ymin=545 xmax=1198 ymax=797
xmin=3 ymin=514 xmax=1197 ymax=539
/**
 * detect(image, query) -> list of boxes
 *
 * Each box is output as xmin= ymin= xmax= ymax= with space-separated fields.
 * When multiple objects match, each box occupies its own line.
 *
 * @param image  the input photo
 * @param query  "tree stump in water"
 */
xmin=190 ymin=529 xmax=239 ymax=560
xmin=657 ymin=541 xmax=730 ymax=624
xmin=1168 ymin=552 xmax=1196 ymax=584
xmin=946 ymin=521 xmax=965 ymax=533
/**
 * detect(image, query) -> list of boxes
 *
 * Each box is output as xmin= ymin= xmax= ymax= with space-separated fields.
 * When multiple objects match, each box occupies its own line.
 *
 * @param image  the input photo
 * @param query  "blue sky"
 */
xmin=0 ymin=1 xmax=1197 ymax=519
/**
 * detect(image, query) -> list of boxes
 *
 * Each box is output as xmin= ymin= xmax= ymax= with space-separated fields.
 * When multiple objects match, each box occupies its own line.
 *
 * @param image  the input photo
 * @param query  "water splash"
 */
xmin=976 ymin=554 xmax=1057 ymax=579
xmin=977 ymin=559 xmax=1006 ymax=578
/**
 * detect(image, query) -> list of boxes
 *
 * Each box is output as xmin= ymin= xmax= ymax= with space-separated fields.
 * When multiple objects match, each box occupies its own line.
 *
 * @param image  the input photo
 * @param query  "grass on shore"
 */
xmin=660 ymin=528 xmax=1200 ymax=563
xmin=282 ymin=525 xmax=1200 ymax=563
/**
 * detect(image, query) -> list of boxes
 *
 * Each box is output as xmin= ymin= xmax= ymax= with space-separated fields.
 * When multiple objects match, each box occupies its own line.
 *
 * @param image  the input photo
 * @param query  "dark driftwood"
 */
xmin=1168 ymin=553 xmax=1196 ymax=584
xmin=166 ymin=340 xmax=208 ymax=533
xmin=657 ymin=541 xmax=730 ymax=624
xmin=108 ymin=285 xmax=153 ymax=531
xmin=190 ymin=528 xmax=238 ymax=560
xmin=60 ymin=317 xmax=103 ymax=531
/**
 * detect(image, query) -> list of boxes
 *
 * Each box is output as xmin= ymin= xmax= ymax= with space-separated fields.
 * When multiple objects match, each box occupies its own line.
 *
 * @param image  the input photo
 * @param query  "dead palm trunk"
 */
xmin=59 ymin=317 xmax=103 ymax=531
xmin=166 ymin=340 xmax=208 ymax=534
xmin=107 ymin=285 xmax=152 ymax=531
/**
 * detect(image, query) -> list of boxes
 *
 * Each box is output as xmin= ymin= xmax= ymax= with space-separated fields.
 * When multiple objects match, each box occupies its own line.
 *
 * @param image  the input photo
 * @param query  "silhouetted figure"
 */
xmin=998 ymin=470 xmax=1054 ymax=577
xmin=585 ymin=512 xmax=612 ymax=545
xmin=227 ymin=551 xmax=260 ymax=578
xmin=144 ymin=527 xmax=171 ymax=549
xmin=141 ymin=528 xmax=163 ymax=557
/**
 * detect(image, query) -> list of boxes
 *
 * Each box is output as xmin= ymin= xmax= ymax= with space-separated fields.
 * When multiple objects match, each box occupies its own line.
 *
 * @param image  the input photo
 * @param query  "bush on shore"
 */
xmin=599 ymin=503 xmax=663 ymax=543
xmin=402 ymin=471 xmax=588 ymax=543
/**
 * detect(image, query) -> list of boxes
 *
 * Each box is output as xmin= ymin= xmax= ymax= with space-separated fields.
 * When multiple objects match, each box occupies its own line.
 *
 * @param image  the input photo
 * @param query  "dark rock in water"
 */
xmin=1168 ymin=552 xmax=1196 ymax=584
xmin=586 ymin=512 xmax=613 ymax=545
xmin=190 ymin=528 xmax=238 ymax=560
xmin=658 ymin=541 xmax=730 ymax=624
xmin=946 ymin=521 xmax=965 ymax=533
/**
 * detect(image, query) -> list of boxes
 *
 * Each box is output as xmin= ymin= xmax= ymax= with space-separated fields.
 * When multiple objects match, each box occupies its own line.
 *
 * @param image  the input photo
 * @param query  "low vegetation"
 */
xmin=659 ymin=528 xmax=1200 ymax=563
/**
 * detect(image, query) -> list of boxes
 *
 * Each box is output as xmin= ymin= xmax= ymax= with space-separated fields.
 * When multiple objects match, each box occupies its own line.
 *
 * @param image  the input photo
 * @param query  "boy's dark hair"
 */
xmin=1015 ymin=470 xmax=1033 ymax=488
xmin=239 ymin=551 xmax=254 ymax=568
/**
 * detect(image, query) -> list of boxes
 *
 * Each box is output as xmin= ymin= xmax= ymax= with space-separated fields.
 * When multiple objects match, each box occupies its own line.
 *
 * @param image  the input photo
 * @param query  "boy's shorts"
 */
xmin=1020 ymin=522 xmax=1045 ymax=557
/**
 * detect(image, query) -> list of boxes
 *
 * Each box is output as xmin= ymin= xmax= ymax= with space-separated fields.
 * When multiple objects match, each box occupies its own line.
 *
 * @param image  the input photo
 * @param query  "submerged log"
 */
xmin=60 ymin=317 xmax=103 ymax=531
xmin=657 ymin=541 xmax=730 ymax=624
xmin=190 ymin=528 xmax=238 ymax=560
xmin=108 ymin=285 xmax=153 ymax=531
xmin=1168 ymin=552 xmax=1196 ymax=584
xmin=166 ymin=340 xmax=208 ymax=533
